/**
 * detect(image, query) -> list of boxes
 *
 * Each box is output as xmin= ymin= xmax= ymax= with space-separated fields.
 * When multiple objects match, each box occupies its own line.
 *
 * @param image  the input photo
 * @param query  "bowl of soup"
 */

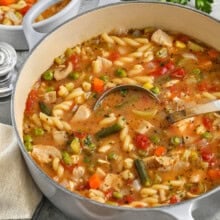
xmin=0 ymin=0 xmax=81 ymax=50
xmin=12 ymin=1 xmax=220 ymax=219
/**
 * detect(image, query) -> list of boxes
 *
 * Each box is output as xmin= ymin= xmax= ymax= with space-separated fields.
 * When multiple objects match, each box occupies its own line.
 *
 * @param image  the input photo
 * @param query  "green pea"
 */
xmin=23 ymin=135 xmax=32 ymax=143
xmin=69 ymin=71 xmax=80 ymax=80
xmin=42 ymin=70 xmax=54 ymax=81
xmin=201 ymin=131 xmax=213 ymax=140
xmin=150 ymin=135 xmax=160 ymax=144
xmin=25 ymin=142 xmax=33 ymax=152
xmin=107 ymin=152 xmax=117 ymax=161
xmin=99 ymin=75 xmax=109 ymax=82
xmin=115 ymin=68 xmax=127 ymax=77
xmin=34 ymin=128 xmax=44 ymax=136
xmin=150 ymin=86 xmax=160 ymax=95
xmin=46 ymin=86 xmax=54 ymax=92
xmin=54 ymin=57 xmax=64 ymax=65
xmin=65 ymin=48 xmax=74 ymax=57
xmin=170 ymin=136 xmax=182 ymax=146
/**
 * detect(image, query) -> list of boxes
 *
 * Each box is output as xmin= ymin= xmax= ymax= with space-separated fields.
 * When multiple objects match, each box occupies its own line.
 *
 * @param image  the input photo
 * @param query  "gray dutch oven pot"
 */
xmin=12 ymin=1 xmax=220 ymax=219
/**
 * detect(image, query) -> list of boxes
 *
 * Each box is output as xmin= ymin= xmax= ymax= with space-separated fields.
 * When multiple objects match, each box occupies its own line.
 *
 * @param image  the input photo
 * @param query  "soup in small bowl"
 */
xmin=0 ymin=0 xmax=81 ymax=50
xmin=0 ymin=0 xmax=70 ymax=25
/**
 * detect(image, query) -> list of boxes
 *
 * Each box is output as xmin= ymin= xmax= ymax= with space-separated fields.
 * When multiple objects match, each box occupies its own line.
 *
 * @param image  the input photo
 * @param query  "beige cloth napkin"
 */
xmin=0 ymin=123 xmax=42 ymax=220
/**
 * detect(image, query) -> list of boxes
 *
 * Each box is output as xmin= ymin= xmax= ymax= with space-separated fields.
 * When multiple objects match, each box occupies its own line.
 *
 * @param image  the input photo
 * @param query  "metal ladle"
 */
xmin=93 ymin=84 xmax=220 ymax=124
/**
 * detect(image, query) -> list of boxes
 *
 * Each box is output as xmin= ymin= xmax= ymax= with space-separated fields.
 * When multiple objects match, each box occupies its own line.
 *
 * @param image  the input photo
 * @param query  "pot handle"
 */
xmin=161 ymin=201 xmax=194 ymax=220
xmin=22 ymin=0 xmax=61 ymax=51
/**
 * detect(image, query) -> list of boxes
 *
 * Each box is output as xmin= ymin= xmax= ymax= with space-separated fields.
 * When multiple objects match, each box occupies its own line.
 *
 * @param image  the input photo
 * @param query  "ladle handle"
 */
xmin=167 ymin=100 xmax=220 ymax=123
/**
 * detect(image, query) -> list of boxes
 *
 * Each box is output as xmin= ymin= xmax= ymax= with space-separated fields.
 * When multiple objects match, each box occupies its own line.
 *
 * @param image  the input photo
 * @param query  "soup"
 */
xmin=0 ymin=0 xmax=70 ymax=25
xmin=23 ymin=28 xmax=220 ymax=207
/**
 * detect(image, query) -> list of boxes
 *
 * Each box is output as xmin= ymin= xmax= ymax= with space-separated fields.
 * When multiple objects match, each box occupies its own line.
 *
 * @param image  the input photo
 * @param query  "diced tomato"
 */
xmin=198 ymin=81 xmax=208 ymax=91
xmin=150 ymin=66 xmax=168 ymax=77
xmin=165 ymin=61 xmax=175 ymax=71
xmin=169 ymin=195 xmax=179 ymax=204
xmin=68 ymin=54 xmax=79 ymax=68
xmin=202 ymin=117 xmax=213 ymax=131
xmin=109 ymin=51 xmax=120 ymax=61
xmin=25 ymin=89 xmax=38 ymax=114
xmin=201 ymin=147 xmax=214 ymax=164
xmin=170 ymin=67 xmax=186 ymax=79
xmin=123 ymin=195 xmax=135 ymax=204
xmin=73 ymin=131 xmax=87 ymax=139
xmin=198 ymin=81 xmax=220 ymax=92
xmin=61 ymin=161 xmax=74 ymax=172
xmin=134 ymin=134 xmax=151 ymax=150
xmin=105 ymin=189 xmax=114 ymax=199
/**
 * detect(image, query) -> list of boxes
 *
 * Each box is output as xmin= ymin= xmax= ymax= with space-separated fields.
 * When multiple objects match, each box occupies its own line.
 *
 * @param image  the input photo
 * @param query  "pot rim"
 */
xmin=11 ymin=0 xmax=220 ymax=213
xmin=0 ymin=0 xmax=80 ymax=31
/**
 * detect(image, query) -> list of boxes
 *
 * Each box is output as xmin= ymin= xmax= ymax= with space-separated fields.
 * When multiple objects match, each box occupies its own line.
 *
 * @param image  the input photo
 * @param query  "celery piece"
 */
xmin=187 ymin=41 xmax=204 ymax=52
xmin=62 ymin=151 xmax=72 ymax=165
xmin=70 ymin=138 xmax=81 ymax=154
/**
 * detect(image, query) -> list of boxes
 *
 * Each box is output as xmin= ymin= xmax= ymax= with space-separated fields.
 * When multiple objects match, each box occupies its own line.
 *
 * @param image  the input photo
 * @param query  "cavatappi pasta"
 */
xmin=0 ymin=0 xmax=70 ymax=25
xmin=23 ymin=28 xmax=220 ymax=207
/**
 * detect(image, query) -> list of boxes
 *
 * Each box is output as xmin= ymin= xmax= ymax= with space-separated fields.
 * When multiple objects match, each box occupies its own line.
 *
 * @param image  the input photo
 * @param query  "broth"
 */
xmin=23 ymin=28 xmax=220 ymax=207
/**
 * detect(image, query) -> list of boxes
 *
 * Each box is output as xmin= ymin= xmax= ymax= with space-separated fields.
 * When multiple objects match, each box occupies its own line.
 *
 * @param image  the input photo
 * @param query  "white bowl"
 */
xmin=0 ymin=0 xmax=81 ymax=50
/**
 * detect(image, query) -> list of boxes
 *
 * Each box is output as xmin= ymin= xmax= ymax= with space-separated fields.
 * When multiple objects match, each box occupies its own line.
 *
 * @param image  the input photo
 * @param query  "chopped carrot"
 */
xmin=198 ymin=60 xmax=213 ymax=70
xmin=207 ymin=169 xmax=220 ymax=180
xmin=88 ymin=173 xmax=102 ymax=189
xmin=26 ymin=0 xmax=37 ymax=3
xmin=0 ymin=0 xmax=16 ymax=5
xmin=154 ymin=146 xmax=166 ymax=156
xmin=208 ymin=49 xmax=219 ymax=59
xmin=92 ymin=77 xmax=104 ymax=93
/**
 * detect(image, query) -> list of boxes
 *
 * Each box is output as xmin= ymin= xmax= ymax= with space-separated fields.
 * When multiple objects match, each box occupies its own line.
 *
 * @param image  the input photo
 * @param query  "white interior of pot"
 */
xmin=14 ymin=2 xmax=220 ymax=139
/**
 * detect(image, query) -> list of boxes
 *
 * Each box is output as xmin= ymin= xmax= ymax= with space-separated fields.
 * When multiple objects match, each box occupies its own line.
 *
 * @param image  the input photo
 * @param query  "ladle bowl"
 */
xmin=93 ymin=84 xmax=220 ymax=124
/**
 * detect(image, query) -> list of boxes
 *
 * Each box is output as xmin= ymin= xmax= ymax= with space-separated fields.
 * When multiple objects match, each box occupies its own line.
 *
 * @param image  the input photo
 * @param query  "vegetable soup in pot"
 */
xmin=23 ymin=28 xmax=220 ymax=208
xmin=0 ymin=0 xmax=70 ymax=25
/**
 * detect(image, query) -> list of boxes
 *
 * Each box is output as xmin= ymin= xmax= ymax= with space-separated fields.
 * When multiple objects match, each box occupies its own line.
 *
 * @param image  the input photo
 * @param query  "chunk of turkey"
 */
xmin=32 ymin=145 xmax=61 ymax=163
xmin=54 ymin=62 xmax=73 ymax=81
xmin=72 ymin=104 xmax=91 ymax=121
xmin=143 ymin=155 xmax=176 ymax=169
xmin=43 ymin=91 xmax=57 ymax=104
xmin=100 ymin=173 xmax=123 ymax=192
xmin=151 ymin=29 xmax=173 ymax=47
